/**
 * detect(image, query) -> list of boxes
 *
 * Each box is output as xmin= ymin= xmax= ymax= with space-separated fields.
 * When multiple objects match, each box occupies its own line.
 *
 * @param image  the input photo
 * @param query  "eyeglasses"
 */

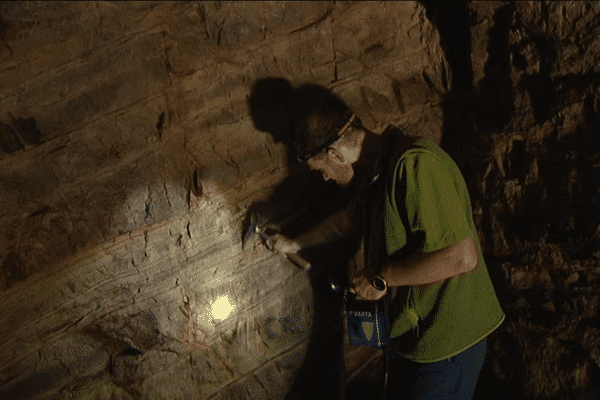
xmin=297 ymin=113 xmax=358 ymax=162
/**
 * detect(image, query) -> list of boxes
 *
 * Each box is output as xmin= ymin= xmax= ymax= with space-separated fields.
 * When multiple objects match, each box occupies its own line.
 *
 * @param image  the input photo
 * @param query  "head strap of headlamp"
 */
xmin=297 ymin=113 xmax=358 ymax=162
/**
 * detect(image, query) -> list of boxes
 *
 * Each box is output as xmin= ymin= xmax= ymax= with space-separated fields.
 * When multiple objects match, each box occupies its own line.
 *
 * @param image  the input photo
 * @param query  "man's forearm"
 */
xmin=294 ymin=202 xmax=358 ymax=249
xmin=379 ymin=237 xmax=478 ymax=287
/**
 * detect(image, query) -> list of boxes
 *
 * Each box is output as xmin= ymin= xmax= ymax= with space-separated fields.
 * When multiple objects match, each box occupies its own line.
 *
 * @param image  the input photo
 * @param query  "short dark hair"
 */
xmin=293 ymin=84 xmax=361 ymax=162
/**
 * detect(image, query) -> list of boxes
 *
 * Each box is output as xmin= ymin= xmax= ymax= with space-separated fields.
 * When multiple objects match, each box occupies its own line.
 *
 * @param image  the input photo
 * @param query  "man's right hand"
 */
xmin=268 ymin=234 xmax=302 ymax=255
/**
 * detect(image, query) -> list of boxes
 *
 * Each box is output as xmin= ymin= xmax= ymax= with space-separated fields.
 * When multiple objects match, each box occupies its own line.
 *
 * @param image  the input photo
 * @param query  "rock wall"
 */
xmin=0 ymin=2 xmax=449 ymax=399
xmin=432 ymin=1 xmax=600 ymax=399
xmin=5 ymin=1 xmax=597 ymax=399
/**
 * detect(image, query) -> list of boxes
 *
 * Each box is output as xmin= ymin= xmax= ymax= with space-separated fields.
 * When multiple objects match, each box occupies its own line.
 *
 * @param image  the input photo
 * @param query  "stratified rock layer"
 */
xmin=0 ymin=2 xmax=449 ymax=399
xmin=3 ymin=1 xmax=598 ymax=399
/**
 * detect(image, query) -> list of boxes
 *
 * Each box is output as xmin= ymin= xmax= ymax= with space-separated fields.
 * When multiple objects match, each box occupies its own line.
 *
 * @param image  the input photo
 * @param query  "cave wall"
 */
xmin=0 ymin=2 xmax=450 ymax=399
xmin=4 ymin=1 xmax=598 ymax=399
xmin=447 ymin=1 xmax=600 ymax=399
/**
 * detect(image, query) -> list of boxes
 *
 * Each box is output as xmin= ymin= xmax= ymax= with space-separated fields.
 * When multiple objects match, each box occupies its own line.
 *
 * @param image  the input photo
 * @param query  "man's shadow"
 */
xmin=247 ymin=79 xmax=361 ymax=399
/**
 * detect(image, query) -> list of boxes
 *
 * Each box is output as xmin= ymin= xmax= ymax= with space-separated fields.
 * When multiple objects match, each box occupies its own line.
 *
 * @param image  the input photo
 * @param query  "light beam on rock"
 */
xmin=211 ymin=295 xmax=235 ymax=322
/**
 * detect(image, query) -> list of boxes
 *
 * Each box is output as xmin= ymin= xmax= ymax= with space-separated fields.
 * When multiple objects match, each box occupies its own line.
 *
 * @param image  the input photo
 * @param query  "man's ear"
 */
xmin=327 ymin=147 xmax=346 ymax=165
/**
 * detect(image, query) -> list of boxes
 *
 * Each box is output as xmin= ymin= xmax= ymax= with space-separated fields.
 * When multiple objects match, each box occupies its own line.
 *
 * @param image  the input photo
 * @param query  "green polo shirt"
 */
xmin=365 ymin=128 xmax=505 ymax=363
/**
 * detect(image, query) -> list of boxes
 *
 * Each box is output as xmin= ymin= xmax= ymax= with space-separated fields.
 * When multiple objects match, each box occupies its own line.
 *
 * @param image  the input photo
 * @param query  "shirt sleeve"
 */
xmin=394 ymin=150 xmax=474 ymax=253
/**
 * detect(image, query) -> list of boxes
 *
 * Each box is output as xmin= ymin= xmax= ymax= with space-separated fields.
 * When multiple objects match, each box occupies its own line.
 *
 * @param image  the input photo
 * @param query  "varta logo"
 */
xmin=349 ymin=311 xmax=372 ymax=317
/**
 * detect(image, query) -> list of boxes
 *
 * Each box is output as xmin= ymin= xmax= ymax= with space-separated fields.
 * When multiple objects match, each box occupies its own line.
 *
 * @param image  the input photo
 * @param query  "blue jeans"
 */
xmin=384 ymin=338 xmax=487 ymax=400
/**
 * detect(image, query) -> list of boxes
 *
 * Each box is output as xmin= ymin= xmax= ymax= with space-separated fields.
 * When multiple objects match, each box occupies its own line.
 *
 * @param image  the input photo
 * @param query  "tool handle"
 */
xmin=285 ymin=252 xmax=312 ymax=271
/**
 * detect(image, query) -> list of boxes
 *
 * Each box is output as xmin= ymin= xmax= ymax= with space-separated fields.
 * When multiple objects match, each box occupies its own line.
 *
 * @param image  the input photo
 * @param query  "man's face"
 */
xmin=306 ymin=150 xmax=354 ymax=188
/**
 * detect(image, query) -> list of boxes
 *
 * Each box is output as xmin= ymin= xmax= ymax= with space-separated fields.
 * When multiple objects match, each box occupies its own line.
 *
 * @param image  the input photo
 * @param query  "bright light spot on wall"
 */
xmin=211 ymin=295 xmax=235 ymax=322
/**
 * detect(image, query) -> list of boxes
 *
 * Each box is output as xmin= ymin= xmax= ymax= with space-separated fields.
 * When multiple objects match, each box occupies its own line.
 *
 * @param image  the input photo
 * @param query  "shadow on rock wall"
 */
xmin=246 ymin=78 xmax=356 ymax=251
xmin=247 ymin=78 xmax=361 ymax=398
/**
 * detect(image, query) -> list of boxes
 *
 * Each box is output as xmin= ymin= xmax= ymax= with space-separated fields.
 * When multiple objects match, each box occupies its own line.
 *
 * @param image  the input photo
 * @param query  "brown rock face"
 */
xmin=1 ymin=1 xmax=598 ymax=399
xmin=0 ymin=2 xmax=449 ymax=399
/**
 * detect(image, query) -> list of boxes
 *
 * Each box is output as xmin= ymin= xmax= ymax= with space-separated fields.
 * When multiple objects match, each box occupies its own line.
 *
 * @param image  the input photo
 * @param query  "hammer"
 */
xmin=242 ymin=208 xmax=312 ymax=271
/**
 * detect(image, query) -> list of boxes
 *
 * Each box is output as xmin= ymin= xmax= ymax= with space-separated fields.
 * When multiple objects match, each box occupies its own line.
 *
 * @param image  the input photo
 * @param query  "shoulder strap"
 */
xmin=363 ymin=126 xmax=419 ymax=273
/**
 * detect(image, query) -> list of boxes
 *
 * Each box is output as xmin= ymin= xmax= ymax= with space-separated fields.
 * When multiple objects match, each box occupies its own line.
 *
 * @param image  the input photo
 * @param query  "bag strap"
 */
xmin=361 ymin=126 xmax=422 ymax=338
xmin=363 ymin=126 xmax=419 ymax=274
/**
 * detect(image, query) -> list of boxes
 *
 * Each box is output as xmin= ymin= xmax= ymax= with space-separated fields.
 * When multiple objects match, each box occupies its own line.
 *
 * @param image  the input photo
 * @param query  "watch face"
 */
xmin=372 ymin=276 xmax=385 ymax=291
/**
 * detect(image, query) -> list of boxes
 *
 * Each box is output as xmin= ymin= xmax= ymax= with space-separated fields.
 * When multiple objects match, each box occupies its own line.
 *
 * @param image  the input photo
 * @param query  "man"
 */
xmin=270 ymin=87 xmax=505 ymax=399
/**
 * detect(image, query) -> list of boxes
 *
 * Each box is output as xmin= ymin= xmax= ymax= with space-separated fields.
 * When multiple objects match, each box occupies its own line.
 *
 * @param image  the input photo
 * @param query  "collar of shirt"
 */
xmin=368 ymin=127 xmax=397 ymax=187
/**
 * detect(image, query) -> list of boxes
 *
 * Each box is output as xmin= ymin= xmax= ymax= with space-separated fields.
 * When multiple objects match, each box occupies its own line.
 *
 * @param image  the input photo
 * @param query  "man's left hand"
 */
xmin=350 ymin=270 xmax=387 ymax=301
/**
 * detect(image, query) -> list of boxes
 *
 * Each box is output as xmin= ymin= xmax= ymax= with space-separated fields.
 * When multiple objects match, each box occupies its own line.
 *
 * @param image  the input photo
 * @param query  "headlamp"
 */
xmin=297 ymin=112 xmax=359 ymax=162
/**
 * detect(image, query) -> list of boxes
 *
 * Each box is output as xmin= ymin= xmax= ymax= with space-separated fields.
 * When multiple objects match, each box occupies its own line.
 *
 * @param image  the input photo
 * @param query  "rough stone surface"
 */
xmin=7 ymin=1 xmax=598 ymax=399
xmin=0 ymin=1 xmax=449 ymax=399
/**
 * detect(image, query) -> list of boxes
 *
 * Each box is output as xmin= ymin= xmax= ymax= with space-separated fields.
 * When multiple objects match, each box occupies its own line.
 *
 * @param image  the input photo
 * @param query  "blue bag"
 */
xmin=346 ymin=293 xmax=389 ymax=348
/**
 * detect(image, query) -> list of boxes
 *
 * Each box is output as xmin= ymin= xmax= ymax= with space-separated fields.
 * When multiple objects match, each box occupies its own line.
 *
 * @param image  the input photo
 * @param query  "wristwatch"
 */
xmin=371 ymin=274 xmax=387 ymax=292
